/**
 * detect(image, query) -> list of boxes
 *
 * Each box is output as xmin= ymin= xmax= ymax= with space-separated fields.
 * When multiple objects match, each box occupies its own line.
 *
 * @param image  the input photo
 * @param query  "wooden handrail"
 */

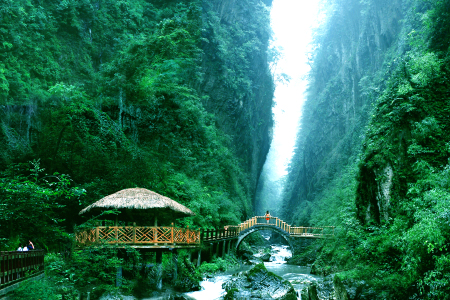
xmin=0 ymin=250 xmax=45 ymax=288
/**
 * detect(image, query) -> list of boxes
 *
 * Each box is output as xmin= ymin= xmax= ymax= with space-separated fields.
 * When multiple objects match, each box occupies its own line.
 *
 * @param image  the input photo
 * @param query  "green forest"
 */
xmin=2 ymin=0 xmax=450 ymax=298
xmin=0 ymin=0 xmax=275 ymax=296
xmin=0 ymin=0 xmax=274 ymax=248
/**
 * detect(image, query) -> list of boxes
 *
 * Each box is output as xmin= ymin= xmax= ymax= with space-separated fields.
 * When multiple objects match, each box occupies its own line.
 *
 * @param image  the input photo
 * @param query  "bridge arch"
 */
xmin=235 ymin=225 xmax=295 ymax=255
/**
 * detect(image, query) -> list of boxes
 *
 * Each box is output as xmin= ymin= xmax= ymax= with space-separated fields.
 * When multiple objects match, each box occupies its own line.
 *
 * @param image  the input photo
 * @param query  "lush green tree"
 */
xmin=0 ymin=160 xmax=85 ymax=250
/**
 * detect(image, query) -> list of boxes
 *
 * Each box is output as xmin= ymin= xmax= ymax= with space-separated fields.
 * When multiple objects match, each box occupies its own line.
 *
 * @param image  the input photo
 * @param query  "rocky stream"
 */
xmin=184 ymin=244 xmax=319 ymax=300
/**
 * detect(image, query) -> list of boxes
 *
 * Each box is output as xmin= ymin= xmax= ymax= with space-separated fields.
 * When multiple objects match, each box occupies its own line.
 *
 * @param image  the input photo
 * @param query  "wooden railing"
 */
xmin=76 ymin=224 xmax=201 ymax=246
xmin=0 ymin=250 xmax=45 ymax=288
xmin=289 ymin=226 xmax=335 ymax=237
xmin=202 ymin=227 xmax=240 ymax=241
xmin=75 ymin=218 xmax=334 ymax=246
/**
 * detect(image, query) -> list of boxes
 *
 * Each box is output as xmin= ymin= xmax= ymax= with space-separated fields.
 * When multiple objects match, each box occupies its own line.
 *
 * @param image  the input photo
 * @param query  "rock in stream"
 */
xmin=222 ymin=263 xmax=297 ymax=300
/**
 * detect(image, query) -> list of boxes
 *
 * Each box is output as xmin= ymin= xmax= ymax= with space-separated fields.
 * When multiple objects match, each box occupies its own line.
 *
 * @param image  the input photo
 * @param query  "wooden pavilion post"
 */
xmin=115 ymin=216 xmax=118 ymax=242
xmin=187 ymin=226 xmax=190 ymax=244
xmin=95 ymin=222 xmax=100 ymax=242
xmin=154 ymin=216 xmax=158 ymax=245
xmin=222 ymin=241 xmax=226 ymax=257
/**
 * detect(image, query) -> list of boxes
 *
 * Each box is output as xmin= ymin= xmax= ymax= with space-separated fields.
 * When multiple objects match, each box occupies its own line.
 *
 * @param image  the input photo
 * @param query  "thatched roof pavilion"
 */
xmin=79 ymin=188 xmax=195 ymax=225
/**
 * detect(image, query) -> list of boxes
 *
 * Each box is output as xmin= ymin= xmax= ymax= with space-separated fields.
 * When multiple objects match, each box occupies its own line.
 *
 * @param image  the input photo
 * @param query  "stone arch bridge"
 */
xmin=202 ymin=216 xmax=335 ymax=255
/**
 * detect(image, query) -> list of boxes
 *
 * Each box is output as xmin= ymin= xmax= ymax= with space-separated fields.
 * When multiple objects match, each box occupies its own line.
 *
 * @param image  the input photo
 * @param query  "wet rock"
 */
xmin=260 ymin=253 xmax=271 ymax=262
xmin=287 ymin=253 xmax=315 ymax=266
xmin=333 ymin=275 xmax=349 ymax=300
xmin=301 ymin=274 xmax=377 ymax=300
xmin=300 ymin=284 xmax=319 ymax=300
xmin=237 ymin=248 xmax=254 ymax=262
xmin=249 ymin=257 xmax=263 ymax=265
xmin=222 ymin=263 xmax=297 ymax=300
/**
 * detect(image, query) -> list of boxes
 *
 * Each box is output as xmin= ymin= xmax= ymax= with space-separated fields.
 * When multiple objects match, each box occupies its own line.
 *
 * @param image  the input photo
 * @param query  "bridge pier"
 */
xmin=116 ymin=266 xmax=122 ymax=287
xmin=172 ymin=249 xmax=178 ymax=282
xmin=221 ymin=241 xmax=226 ymax=257
xmin=197 ymin=249 xmax=201 ymax=267
xmin=155 ymin=250 xmax=163 ymax=290
xmin=215 ymin=242 xmax=220 ymax=258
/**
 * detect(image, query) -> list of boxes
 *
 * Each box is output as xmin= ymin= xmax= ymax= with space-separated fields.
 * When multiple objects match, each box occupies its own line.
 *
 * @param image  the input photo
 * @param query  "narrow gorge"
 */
xmin=1 ymin=0 xmax=450 ymax=299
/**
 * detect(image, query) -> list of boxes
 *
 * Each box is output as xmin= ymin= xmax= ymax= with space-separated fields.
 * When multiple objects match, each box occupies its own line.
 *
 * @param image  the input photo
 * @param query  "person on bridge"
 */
xmin=266 ymin=211 xmax=270 ymax=224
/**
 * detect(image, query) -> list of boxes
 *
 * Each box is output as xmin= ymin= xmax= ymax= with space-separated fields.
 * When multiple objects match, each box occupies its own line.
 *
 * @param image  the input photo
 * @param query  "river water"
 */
xmin=184 ymin=244 xmax=320 ymax=300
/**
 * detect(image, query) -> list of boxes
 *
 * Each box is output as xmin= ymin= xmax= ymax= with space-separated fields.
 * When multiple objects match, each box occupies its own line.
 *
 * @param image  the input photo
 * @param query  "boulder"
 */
xmin=260 ymin=253 xmax=271 ymax=262
xmin=237 ymin=249 xmax=254 ymax=262
xmin=222 ymin=263 xmax=297 ymax=300
xmin=300 ymin=284 xmax=320 ymax=300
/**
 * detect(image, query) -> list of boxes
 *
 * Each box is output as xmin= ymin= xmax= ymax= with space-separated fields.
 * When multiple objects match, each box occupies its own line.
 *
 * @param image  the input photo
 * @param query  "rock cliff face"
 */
xmin=200 ymin=0 xmax=274 ymax=205
xmin=281 ymin=0 xmax=406 ymax=224
xmin=281 ymin=0 xmax=450 ymax=296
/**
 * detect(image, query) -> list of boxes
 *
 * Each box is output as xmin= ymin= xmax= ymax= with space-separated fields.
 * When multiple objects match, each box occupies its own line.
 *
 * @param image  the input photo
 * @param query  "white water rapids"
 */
xmin=184 ymin=245 xmax=320 ymax=300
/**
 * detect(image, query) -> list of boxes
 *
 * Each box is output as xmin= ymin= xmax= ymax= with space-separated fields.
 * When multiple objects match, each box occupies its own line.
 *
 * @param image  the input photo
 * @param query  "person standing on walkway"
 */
xmin=266 ymin=211 xmax=271 ymax=224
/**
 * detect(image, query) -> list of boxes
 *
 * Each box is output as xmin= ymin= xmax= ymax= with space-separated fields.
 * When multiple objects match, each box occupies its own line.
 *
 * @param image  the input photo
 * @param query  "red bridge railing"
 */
xmin=0 ymin=250 xmax=45 ymax=288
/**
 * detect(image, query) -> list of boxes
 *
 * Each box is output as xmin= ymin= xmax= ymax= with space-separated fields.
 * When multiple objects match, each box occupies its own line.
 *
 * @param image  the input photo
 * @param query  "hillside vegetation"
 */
xmin=282 ymin=0 xmax=450 ymax=298
xmin=0 ymin=0 xmax=275 ymax=250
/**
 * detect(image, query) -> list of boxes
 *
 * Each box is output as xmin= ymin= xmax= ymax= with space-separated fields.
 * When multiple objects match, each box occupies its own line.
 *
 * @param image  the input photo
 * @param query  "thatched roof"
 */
xmin=79 ymin=188 xmax=195 ymax=218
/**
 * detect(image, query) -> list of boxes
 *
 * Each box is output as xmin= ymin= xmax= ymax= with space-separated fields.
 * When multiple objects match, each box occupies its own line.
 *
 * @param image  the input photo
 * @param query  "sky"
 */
xmin=265 ymin=0 xmax=321 ymax=180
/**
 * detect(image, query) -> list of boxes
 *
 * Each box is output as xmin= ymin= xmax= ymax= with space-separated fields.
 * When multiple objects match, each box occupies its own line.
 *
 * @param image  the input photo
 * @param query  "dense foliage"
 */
xmin=0 ymin=0 xmax=274 ymax=250
xmin=282 ymin=0 xmax=450 ymax=298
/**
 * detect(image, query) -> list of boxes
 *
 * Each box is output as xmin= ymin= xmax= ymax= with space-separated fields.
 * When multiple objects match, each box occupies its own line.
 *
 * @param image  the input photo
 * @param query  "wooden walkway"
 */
xmin=75 ymin=216 xmax=333 ymax=248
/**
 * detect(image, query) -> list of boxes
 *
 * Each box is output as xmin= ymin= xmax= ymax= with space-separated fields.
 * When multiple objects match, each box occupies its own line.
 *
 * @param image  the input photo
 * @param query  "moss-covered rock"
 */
xmin=222 ymin=263 xmax=297 ymax=299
